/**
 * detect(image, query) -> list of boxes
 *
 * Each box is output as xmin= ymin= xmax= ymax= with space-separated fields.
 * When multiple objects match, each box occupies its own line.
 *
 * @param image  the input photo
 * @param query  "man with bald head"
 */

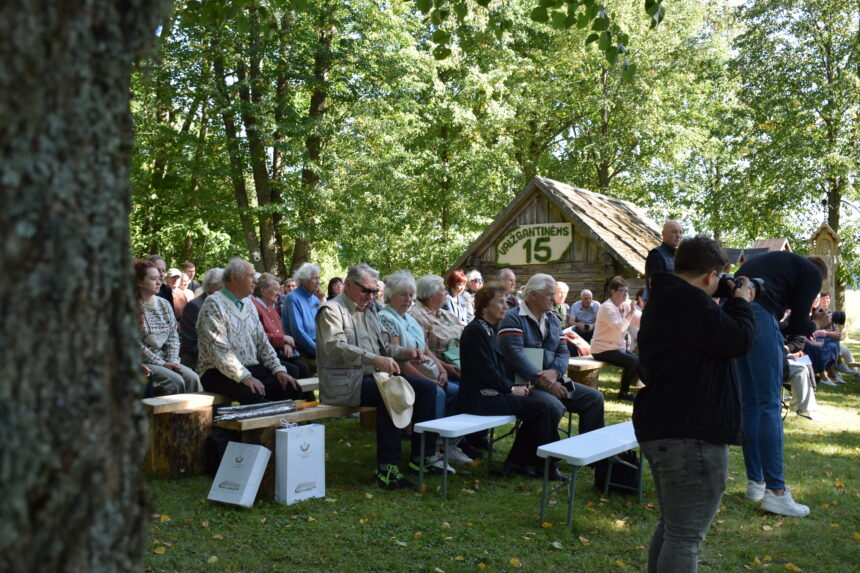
xmin=645 ymin=220 xmax=684 ymax=288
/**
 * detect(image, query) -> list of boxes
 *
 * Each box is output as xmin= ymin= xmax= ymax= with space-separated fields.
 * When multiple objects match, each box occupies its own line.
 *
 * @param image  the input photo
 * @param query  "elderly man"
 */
xmin=197 ymin=258 xmax=302 ymax=404
xmin=498 ymin=274 xmax=605 ymax=480
xmin=570 ymin=289 xmax=600 ymax=342
xmin=646 ymin=220 xmax=684 ymax=288
xmin=498 ymin=268 xmax=518 ymax=309
xmin=282 ymin=262 xmax=322 ymax=358
xmin=316 ymin=263 xmax=442 ymax=490
xmin=179 ymin=267 xmax=223 ymax=370
xmin=148 ymin=254 xmax=174 ymax=308
xmin=464 ymin=269 xmax=483 ymax=319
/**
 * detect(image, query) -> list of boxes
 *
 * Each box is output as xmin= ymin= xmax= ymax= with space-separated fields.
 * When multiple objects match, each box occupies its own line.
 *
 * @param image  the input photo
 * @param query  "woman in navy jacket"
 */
xmin=459 ymin=281 xmax=563 ymax=480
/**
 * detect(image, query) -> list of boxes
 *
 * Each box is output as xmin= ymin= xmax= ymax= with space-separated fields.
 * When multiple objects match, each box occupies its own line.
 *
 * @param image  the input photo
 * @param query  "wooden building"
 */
xmin=449 ymin=176 xmax=662 ymax=302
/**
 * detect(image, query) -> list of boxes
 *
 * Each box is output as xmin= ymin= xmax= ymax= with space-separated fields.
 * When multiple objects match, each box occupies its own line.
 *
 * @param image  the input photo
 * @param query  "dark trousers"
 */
xmin=201 ymin=364 xmax=304 ymax=404
xmin=592 ymin=349 xmax=641 ymax=393
xmin=359 ymin=375 xmax=437 ymax=466
xmin=472 ymin=393 xmax=558 ymax=467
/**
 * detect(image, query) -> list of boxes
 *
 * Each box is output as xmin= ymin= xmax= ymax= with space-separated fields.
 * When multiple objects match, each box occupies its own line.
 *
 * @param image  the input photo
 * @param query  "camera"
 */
xmin=830 ymin=310 xmax=846 ymax=326
xmin=714 ymin=274 xmax=765 ymax=300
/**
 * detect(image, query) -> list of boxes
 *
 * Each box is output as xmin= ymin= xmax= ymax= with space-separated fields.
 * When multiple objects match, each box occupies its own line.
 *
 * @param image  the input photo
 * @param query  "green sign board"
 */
xmin=495 ymin=222 xmax=572 ymax=265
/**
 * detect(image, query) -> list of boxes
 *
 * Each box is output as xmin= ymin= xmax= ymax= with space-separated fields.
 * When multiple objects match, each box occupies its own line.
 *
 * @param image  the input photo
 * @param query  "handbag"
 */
xmin=442 ymin=337 xmax=461 ymax=366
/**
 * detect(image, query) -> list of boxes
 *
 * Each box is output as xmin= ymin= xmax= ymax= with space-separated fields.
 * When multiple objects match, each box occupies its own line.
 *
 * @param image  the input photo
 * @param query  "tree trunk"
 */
xmin=236 ymin=5 xmax=282 ymax=275
xmin=293 ymin=23 xmax=334 ymax=272
xmin=212 ymin=48 xmax=264 ymax=269
xmin=0 ymin=1 xmax=162 ymax=570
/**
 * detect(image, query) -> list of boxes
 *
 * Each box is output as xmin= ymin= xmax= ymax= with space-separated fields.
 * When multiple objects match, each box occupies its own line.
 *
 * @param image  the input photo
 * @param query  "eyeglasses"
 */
xmin=353 ymin=281 xmax=380 ymax=296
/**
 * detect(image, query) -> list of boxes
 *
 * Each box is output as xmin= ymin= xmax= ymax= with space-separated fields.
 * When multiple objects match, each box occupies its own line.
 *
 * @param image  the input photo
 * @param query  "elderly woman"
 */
xmin=179 ymin=267 xmax=223 ymax=370
xmin=135 ymin=259 xmax=202 ymax=395
xmin=379 ymin=271 xmax=472 ymax=465
xmin=442 ymin=270 xmax=471 ymax=323
xmin=409 ymin=274 xmax=466 ymax=380
xmin=282 ymin=262 xmax=322 ymax=358
xmin=551 ymin=281 xmax=570 ymax=325
xmin=252 ymin=273 xmax=311 ymax=383
xmin=459 ymin=281 xmax=562 ymax=479
xmin=591 ymin=276 xmax=642 ymax=401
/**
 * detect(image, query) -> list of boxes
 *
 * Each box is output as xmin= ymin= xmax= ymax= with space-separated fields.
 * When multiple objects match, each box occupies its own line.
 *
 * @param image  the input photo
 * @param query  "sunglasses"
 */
xmin=470 ymin=278 xmax=484 ymax=283
xmin=353 ymin=281 xmax=380 ymax=296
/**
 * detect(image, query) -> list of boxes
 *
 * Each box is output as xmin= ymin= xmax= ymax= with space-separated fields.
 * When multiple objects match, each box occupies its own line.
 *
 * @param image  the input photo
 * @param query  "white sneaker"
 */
xmin=819 ymin=378 xmax=838 ymax=387
xmin=428 ymin=453 xmax=456 ymax=474
xmin=746 ymin=480 xmax=766 ymax=502
xmin=761 ymin=488 xmax=810 ymax=517
xmin=444 ymin=446 xmax=473 ymax=465
xmin=833 ymin=373 xmax=847 ymax=384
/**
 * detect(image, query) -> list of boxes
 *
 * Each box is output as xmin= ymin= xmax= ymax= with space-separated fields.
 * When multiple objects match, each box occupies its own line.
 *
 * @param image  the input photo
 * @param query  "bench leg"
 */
xmin=540 ymin=458 xmax=551 ymax=522
xmin=418 ymin=433 xmax=426 ymax=494
xmin=566 ymin=466 xmax=582 ymax=528
xmin=441 ymin=437 xmax=450 ymax=499
xmin=637 ymin=449 xmax=643 ymax=504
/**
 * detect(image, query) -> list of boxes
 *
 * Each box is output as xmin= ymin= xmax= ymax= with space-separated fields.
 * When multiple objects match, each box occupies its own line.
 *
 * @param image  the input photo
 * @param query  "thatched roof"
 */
xmin=450 ymin=176 xmax=661 ymax=276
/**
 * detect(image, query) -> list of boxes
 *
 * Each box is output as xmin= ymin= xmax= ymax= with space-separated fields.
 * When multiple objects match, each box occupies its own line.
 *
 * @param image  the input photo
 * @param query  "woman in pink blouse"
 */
xmin=590 ymin=276 xmax=642 ymax=401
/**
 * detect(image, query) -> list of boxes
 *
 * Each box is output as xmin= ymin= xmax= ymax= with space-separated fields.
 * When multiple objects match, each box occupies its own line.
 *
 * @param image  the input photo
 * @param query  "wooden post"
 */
xmin=145 ymin=406 xmax=212 ymax=478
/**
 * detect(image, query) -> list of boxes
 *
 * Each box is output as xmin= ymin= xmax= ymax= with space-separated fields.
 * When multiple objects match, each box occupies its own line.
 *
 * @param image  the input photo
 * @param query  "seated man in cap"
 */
xmin=316 ymin=262 xmax=443 ymax=490
xmin=499 ymin=274 xmax=605 ymax=460
xmin=196 ymin=258 xmax=302 ymax=404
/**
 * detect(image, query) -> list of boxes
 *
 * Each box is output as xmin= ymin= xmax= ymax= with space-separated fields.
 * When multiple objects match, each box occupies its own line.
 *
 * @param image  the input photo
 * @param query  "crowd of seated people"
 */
xmin=142 ymin=253 xmax=860 ymax=492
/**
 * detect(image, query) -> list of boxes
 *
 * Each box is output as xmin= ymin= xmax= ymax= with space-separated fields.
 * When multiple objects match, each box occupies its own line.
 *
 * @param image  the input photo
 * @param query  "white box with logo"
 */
xmin=275 ymin=423 xmax=325 ymax=505
xmin=207 ymin=442 xmax=271 ymax=507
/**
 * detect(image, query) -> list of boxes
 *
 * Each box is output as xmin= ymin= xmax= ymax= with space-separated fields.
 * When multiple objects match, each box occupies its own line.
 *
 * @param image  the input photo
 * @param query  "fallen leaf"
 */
xmin=395 ymin=540 xmax=408 ymax=547
xmin=159 ymin=514 xmax=171 ymax=523
xmin=464 ymin=522 xmax=473 ymax=527
xmin=616 ymin=559 xmax=626 ymax=567
xmin=785 ymin=564 xmax=801 ymax=571
xmin=260 ymin=518 xmax=267 ymax=524
xmin=462 ymin=489 xmax=476 ymax=494
xmin=201 ymin=520 xmax=209 ymax=528
xmin=540 ymin=522 xmax=553 ymax=529
xmin=324 ymin=498 xmax=336 ymax=503
xmin=442 ymin=521 xmax=451 ymax=528
xmin=764 ymin=555 xmax=773 ymax=562
xmin=207 ymin=556 xmax=218 ymax=564
xmin=550 ymin=541 xmax=563 ymax=549
xmin=763 ymin=525 xmax=773 ymax=531
xmin=831 ymin=522 xmax=841 ymax=527
xmin=852 ymin=532 xmax=860 ymax=541
xmin=454 ymin=556 xmax=465 ymax=562
xmin=307 ymin=516 xmax=316 ymax=522
xmin=359 ymin=518 xmax=368 ymax=525
xmin=478 ymin=564 xmax=487 ymax=569
xmin=212 ymin=534 xmax=223 ymax=540
xmin=754 ymin=557 xmax=762 ymax=566
xmin=414 ymin=531 xmax=423 ymax=539
xmin=548 ymin=498 xmax=558 ymax=505
xmin=154 ymin=547 xmax=166 ymax=555
xmin=364 ymin=493 xmax=374 ymax=499
xmin=510 ymin=557 xmax=522 ymax=568
xmin=433 ymin=568 xmax=445 ymax=573
xmin=578 ymin=536 xmax=590 ymax=546
xmin=835 ymin=480 xmax=846 ymax=489
xmin=613 ymin=519 xmax=627 ymax=529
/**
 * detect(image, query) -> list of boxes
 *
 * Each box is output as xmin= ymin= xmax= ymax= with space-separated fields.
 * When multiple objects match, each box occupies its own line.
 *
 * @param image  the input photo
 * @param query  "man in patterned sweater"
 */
xmin=197 ymin=258 xmax=302 ymax=404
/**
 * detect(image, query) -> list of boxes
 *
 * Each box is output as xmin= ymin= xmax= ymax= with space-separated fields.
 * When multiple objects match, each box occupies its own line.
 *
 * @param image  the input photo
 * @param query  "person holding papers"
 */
xmin=498 ymin=274 xmax=605 ymax=440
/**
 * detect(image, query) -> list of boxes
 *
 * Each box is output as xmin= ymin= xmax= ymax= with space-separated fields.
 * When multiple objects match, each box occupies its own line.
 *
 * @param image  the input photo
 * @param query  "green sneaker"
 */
xmin=375 ymin=464 xmax=415 ymax=491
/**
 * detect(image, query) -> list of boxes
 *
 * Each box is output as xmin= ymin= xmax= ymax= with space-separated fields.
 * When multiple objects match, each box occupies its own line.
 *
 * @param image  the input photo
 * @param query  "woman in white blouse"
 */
xmin=590 ymin=276 xmax=642 ymax=401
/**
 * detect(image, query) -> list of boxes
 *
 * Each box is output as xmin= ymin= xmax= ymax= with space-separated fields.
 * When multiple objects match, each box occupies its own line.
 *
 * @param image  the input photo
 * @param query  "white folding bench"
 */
xmin=413 ymin=414 xmax=517 ymax=498
xmin=537 ymin=421 xmax=642 ymax=528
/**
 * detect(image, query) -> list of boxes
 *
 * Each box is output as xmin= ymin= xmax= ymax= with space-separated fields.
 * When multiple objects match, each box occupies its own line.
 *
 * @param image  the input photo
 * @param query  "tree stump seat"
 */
xmin=567 ymin=356 xmax=607 ymax=389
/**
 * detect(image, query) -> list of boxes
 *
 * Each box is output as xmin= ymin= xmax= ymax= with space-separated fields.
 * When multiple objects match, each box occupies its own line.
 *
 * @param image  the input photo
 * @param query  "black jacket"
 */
xmin=737 ymin=251 xmax=822 ymax=337
xmin=459 ymin=317 xmax=513 ymax=414
xmin=645 ymin=243 xmax=676 ymax=284
xmin=633 ymin=273 xmax=755 ymax=445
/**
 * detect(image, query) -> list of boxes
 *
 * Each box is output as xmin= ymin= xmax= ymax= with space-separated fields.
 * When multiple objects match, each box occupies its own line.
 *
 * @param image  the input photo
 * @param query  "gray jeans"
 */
xmin=640 ymin=439 xmax=728 ymax=573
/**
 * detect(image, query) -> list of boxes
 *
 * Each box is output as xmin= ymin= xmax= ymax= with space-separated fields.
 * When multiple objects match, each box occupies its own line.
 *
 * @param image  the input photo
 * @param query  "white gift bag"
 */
xmin=207 ymin=442 xmax=271 ymax=507
xmin=275 ymin=423 xmax=325 ymax=505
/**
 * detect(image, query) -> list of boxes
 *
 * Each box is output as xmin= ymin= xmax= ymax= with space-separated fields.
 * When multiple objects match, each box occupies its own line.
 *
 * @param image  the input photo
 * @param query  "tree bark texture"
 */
xmin=0 ymin=1 xmax=163 ymax=570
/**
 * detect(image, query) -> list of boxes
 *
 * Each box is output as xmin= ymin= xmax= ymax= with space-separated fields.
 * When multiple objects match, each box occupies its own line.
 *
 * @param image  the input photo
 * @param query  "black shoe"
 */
xmin=546 ymin=466 xmax=569 ymax=482
xmin=617 ymin=391 xmax=635 ymax=402
xmin=458 ymin=440 xmax=484 ymax=460
xmin=468 ymin=436 xmax=492 ymax=451
xmin=503 ymin=461 xmax=536 ymax=478
xmin=375 ymin=464 xmax=416 ymax=490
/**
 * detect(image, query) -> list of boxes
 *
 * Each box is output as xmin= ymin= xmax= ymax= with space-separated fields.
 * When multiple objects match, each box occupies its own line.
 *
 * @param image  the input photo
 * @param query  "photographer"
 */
xmin=734 ymin=251 xmax=828 ymax=516
xmin=634 ymin=235 xmax=754 ymax=572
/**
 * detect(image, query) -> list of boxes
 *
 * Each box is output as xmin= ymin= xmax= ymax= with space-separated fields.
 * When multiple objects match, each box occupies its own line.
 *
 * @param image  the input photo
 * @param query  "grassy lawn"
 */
xmin=145 ymin=346 xmax=860 ymax=572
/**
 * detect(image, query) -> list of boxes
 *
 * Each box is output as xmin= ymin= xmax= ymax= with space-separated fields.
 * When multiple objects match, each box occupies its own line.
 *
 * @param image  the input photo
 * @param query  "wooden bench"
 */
xmin=413 ymin=414 xmax=517 ymax=498
xmin=537 ymin=421 xmax=642 ymax=528
xmin=142 ymin=378 xmax=320 ymax=478
xmin=567 ymin=356 xmax=606 ymax=389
